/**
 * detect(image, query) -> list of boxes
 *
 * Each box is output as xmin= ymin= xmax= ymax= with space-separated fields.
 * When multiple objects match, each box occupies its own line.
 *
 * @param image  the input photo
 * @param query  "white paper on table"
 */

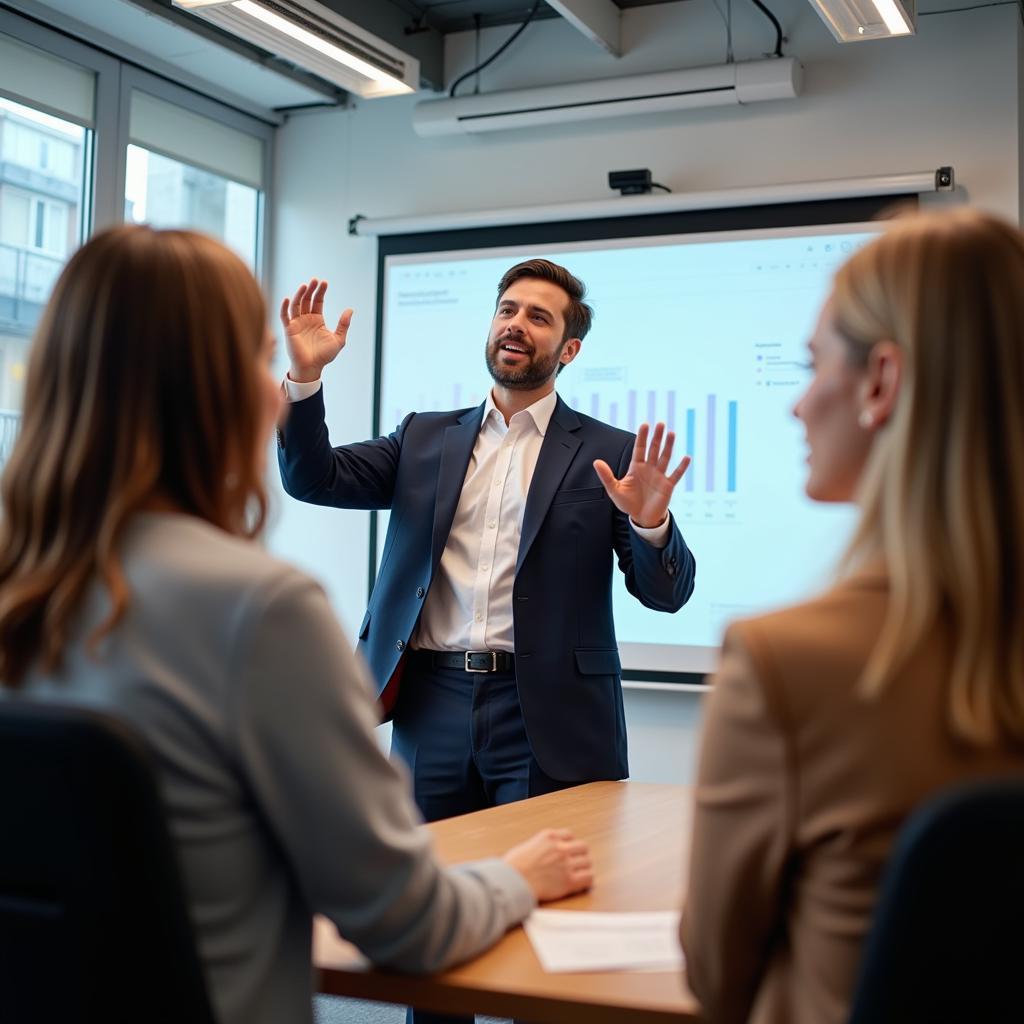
xmin=523 ymin=909 xmax=685 ymax=973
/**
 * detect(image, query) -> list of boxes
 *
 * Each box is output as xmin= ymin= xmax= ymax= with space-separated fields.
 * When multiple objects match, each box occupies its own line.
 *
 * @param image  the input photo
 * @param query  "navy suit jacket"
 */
xmin=278 ymin=388 xmax=696 ymax=782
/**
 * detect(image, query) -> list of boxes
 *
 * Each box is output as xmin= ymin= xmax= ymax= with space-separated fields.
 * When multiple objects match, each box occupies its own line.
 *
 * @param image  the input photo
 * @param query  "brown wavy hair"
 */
xmin=0 ymin=225 xmax=269 ymax=687
xmin=496 ymin=258 xmax=594 ymax=341
xmin=835 ymin=208 xmax=1024 ymax=744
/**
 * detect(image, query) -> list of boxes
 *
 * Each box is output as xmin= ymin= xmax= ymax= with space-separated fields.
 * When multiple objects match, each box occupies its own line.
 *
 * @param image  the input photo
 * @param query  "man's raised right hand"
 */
xmin=280 ymin=278 xmax=353 ymax=384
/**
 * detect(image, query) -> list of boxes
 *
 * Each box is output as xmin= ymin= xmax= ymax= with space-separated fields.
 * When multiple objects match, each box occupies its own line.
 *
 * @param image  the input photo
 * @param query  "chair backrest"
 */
xmin=0 ymin=699 xmax=217 ymax=1024
xmin=847 ymin=777 xmax=1024 ymax=1024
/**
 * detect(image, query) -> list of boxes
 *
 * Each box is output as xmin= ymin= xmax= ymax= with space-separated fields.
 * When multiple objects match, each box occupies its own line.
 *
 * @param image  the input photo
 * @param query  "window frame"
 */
xmin=0 ymin=8 xmax=274 ymax=283
xmin=119 ymin=66 xmax=273 ymax=278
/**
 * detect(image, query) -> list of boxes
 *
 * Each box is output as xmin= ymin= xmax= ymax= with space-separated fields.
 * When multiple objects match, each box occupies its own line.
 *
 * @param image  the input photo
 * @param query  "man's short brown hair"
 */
xmin=496 ymin=259 xmax=593 ymax=341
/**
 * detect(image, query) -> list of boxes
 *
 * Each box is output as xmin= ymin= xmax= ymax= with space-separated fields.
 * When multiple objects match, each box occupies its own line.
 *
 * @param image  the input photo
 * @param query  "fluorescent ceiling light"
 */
xmin=232 ymin=2 xmax=399 ymax=87
xmin=171 ymin=0 xmax=418 ymax=97
xmin=808 ymin=0 xmax=915 ymax=41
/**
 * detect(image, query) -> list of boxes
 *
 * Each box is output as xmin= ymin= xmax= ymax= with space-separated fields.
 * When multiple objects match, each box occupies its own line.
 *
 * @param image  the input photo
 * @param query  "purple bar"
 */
xmin=666 ymin=391 xmax=676 ymax=433
xmin=647 ymin=390 xmax=656 ymax=426
xmin=591 ymin=393 xmax=600 ymax=419
xmin=706 ymin=394 xmax=716 ymax=492
xmin=627 ymin=390 xmax=637 ymax=430
xmin=685 ymin=408 xmax=695 ymax=493
xmin=609 ymin=401 xmax=619 ymax=427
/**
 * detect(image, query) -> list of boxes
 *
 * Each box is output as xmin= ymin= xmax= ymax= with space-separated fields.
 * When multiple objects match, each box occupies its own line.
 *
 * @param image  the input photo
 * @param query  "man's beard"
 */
xmin=485 ymin=335 xmax=564 ymax=390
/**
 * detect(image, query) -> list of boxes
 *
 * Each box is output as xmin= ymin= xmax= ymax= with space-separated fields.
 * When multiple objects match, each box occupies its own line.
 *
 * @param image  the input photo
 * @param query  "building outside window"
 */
xmin=125 ymin=144 xmax=259 ymax=268
xmin=0 ymin=21 xmax=271 ymax=475
xmin=0 ymin=96 xmax=87 ymax=423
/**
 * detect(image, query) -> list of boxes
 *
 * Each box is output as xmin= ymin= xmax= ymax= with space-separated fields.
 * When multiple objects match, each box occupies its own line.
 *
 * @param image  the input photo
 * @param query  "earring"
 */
xmin=858 ymin=410 xmax=874 ymax=429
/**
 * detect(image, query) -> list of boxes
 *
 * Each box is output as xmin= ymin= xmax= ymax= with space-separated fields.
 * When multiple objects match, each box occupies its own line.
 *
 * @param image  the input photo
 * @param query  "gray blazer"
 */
xmin=18 ymin=513 xmax=533 ymax=1024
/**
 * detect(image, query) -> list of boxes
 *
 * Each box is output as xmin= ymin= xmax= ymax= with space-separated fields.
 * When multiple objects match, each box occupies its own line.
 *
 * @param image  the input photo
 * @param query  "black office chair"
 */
xmin=0 ymin=699 xmax=217 ymax=1024
xmin=847 ymin=776 xmax=1024 ymax=1024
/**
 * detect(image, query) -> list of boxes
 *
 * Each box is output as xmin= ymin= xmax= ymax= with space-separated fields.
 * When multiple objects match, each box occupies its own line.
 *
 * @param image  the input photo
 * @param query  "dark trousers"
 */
xmin=392 ymin=658 xmax=573 ymax=1024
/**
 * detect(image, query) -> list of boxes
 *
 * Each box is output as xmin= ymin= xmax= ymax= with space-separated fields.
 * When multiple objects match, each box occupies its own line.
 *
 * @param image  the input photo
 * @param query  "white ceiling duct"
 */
xmin=414 ymin=58 xmax=802 ymax=138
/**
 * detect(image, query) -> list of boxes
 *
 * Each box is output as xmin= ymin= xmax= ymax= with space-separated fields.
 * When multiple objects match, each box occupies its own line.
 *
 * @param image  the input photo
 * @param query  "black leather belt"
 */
xmin=414 ymin=649 xmax=515 ymax=673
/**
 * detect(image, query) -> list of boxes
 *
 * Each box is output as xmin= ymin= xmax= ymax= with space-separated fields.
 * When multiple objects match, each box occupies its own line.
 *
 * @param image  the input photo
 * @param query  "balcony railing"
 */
xmin=0 ymin=408 xmax=20 ymax=475
xmin=0 ymin=243 xmax=64 ymax=335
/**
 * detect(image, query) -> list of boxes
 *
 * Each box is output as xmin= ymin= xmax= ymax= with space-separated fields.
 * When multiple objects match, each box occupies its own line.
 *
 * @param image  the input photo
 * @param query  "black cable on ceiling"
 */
xmin=448 ymin=0 xmax=543 ymax=98
xmin=473 ymin=12 xmax=482 ymax=93
xmin=748 ymin=0 xmax=784 ymax=57
xmin=919 ymin=0 xmax=1021 ymax=25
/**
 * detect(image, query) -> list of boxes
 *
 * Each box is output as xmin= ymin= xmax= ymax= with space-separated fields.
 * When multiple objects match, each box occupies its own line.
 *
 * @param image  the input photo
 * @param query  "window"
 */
xmin=0 ymin=14 xmax=273 ymax=457
xmin=0 ymin=96 xmax=90 ymax=413
xmin=124 ymin=85 xmax=267 ymax=270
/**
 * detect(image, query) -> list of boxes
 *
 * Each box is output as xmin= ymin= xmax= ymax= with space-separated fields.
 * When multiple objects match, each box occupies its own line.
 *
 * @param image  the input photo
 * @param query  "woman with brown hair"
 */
xmin=0 ymin=225 xmax=592 ymax=1024
xmin=681 ymin=208 xmax=1024 ymax=1024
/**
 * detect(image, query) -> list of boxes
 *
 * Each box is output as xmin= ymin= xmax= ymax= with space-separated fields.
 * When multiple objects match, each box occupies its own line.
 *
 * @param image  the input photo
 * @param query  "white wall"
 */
xmin=268 ymin=0 xmax=1022 ymax=783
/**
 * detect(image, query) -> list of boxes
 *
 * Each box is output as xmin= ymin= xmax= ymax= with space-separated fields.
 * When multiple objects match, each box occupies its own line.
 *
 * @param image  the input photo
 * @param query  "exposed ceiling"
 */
xmin=378 ymin=0 xmax=682 ymax=33
xmin=6 ymin=0 xmax=1007 ymax=119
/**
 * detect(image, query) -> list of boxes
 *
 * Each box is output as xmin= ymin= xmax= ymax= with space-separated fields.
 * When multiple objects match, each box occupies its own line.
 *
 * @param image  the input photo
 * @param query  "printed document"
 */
xmin=523 ymin=909 xmax=684 ymax=973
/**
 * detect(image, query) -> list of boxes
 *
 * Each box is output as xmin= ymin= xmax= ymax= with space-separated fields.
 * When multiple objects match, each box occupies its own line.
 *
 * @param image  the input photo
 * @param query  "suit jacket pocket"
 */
xmin=575 ymin=648 xmax=622 ymax=675
xmin=551 ymin=486 xmax=606 ymax=506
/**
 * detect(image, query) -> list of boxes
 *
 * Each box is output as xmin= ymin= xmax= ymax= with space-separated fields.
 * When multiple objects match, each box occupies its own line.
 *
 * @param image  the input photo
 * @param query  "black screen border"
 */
xmin=371 ymin=193 xmax=914 ymax=685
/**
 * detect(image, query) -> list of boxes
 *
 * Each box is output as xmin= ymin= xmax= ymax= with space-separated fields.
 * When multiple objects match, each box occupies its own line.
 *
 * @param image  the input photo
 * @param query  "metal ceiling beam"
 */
xmin=546 ymin=0 xmax=621 ymax=56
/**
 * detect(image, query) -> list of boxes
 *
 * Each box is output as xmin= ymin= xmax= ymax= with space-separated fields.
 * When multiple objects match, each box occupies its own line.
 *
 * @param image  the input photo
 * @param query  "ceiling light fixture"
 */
xmin=808 ymin=0 xmax=915 ymax=42
xmin=171 ymin=0 xmax=419 ymax=97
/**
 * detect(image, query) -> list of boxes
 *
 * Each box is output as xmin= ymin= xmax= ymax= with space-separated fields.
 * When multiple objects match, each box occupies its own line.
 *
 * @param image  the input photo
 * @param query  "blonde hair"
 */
xmin=836 ymin=208 xmax=1024 ymax=745
xmin=0 ymin=226 xmax=269 ymax=686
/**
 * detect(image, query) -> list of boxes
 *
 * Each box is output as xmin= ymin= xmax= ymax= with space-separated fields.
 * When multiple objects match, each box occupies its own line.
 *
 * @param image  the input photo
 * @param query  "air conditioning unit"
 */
xmin=413 ymin=58 xmax=802 ymax=138
xmin=171 ymin=0 xmax=419 ymax=97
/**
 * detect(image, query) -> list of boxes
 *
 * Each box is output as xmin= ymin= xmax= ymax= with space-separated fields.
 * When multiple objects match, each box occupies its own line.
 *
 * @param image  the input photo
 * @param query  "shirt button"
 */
xmin=416 ymin=587 xmax=425 ymax=598
xmin=475 ymin=613 xmax=483 ymax=622
xmin=395 ymin=640 xmax=405 ymax=651
xmin=481 ymin=565 xmax=489 ymax=572
xmin=488 ymin=520 xmax=496 ymax=529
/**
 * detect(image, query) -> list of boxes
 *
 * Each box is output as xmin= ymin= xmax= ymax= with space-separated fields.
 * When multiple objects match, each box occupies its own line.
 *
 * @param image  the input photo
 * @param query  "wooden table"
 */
xmin=314 ymin=781 xmax=701 ymax=1023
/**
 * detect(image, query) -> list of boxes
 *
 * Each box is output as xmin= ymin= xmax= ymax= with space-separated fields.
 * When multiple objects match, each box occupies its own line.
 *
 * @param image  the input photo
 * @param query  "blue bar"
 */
xmin=609 ymin=401 xmax=619 ymax=427
xmin=685 ymin=408 xmax=695 ymax=493
xmin=727 ymin=400 xmax=738 ymax=492
xmin=706 ymin=394 xmax=716 ymax=493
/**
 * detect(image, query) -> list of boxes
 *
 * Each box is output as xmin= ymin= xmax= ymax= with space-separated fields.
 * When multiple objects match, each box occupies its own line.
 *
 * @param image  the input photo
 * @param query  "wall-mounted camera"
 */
xmin=609 ymin=169 xmax=653 ymax=195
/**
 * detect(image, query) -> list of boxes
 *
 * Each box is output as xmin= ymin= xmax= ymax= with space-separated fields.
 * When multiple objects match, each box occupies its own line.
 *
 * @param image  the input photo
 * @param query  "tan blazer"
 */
xmin=680 ymin=569 xmax=1024 ymax=1024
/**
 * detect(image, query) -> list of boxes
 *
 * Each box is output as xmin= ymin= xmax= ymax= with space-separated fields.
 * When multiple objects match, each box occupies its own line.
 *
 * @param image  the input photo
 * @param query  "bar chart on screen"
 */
xmin=379 ymin=223 xmax=874 ymax=662
xmin=564 ymin=386 xmax=742 ymax=524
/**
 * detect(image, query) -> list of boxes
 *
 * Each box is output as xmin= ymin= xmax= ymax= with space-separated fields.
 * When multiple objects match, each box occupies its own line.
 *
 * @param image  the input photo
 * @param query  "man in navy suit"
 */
xmin=278 ymin=260 xmax=696 ymax=821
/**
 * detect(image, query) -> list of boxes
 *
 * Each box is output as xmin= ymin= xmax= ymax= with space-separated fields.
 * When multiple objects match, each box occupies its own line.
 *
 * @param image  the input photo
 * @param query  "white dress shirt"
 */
xmin=283 ymin=377 xmax=669 ymax=653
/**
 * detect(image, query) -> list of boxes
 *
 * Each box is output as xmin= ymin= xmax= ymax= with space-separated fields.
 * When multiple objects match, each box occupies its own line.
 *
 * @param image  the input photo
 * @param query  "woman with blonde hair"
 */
xmin=0 ymin=225 xmax=592 ymax=1024
xmin=681 ymin=207 xmax=1024 ymax=1024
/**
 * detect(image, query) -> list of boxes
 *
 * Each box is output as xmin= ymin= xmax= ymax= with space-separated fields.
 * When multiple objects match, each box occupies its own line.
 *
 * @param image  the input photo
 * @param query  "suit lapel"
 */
xmin=431 ymin=404 xmax=485 ymax=568
xmin=517 ymin=397 xmax=582 ymax=574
